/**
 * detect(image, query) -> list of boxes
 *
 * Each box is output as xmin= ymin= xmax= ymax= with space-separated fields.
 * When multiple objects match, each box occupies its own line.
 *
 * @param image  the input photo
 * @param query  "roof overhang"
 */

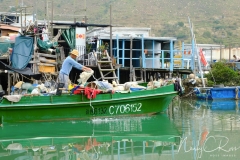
xmin=98 ymin=35 xmax=177 ymax=42
xmin=0 ymin=24 xmax=20 ymax=32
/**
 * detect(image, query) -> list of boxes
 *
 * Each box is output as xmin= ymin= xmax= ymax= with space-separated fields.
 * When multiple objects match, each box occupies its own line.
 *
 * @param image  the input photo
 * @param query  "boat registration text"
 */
xmin=86 ymin=103 xmax=142 ymax=115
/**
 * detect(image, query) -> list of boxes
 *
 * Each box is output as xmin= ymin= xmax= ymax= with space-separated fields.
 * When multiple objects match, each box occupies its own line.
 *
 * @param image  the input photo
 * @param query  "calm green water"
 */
xmin=1 ymin=98 xmax=240 ymax=160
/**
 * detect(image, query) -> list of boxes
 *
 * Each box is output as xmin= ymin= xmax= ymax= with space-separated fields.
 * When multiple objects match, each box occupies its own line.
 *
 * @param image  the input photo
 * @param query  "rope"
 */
xmin=181 ymin=89 xmax=195 ymax=98
xmin=87 ymin=74 xmax=112 ymax=114
xmin=87 ymin=74 xmax=99 ymax=113
xmin=19 ymin=74 xmax=35 ymax=81
xmin=16 ymin=73 xmax=20 ymax=82
xmin=209 ymin=69 xmax=216 ymax=85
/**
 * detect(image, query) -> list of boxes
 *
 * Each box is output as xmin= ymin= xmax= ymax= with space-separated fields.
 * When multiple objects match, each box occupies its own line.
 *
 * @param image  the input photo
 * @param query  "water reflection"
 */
xmin=171 ymin=98 xmax=240 ymax=160
xmin=0 ymin=115 xmax=181 ymax=160
xmin=1 ymin=98 xmax=240 ymax=159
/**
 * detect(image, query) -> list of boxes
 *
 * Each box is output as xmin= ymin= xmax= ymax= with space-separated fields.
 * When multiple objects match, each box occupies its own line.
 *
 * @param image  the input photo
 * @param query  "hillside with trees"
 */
xmin=1 ymin=0 xmax=240 ymax=47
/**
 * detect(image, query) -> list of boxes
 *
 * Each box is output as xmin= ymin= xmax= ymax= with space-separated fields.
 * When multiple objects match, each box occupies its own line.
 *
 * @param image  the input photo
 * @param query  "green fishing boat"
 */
xmin=0 ymin=84 xmax=177 ymax=124
xmin=0 ymin=114 xmax=181 ymax=159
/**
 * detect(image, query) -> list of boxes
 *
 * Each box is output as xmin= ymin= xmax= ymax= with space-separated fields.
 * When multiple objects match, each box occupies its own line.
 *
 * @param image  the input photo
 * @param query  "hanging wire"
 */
xmin=19 ymin=74 xmax=35 ymax=82
xmin=88 ymin=74 xmax=99 ymax=113
xmin=208 ymin=69 xmax=216 ymax=85
xmin=180 ymin=89 xmax=195 ymax=98
xmin=87 ymin=73 xmax=110 ymax=114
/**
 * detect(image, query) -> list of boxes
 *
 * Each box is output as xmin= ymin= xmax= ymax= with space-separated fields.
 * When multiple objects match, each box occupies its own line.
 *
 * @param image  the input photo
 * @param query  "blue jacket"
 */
xmin=60 ymin=56 xmax=83 ymax=75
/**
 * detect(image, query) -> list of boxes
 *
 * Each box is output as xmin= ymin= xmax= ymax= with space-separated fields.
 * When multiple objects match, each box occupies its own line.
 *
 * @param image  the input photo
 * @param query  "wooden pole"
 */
xmin=7 ymin=72 xmax=10 ymax=95
xmin=133 ymin=68 xmax=136 ymax=81
xmin=45 ymin=0 xmax=47 ymax=21
xmin=51 ymin=0 xmax=53 ymax=38
xmin=20 ymin=9 xmax=22 ymax=33
xmin=140 ymin=56 xmax=143 ymax=81
xmin=229 ymin=44 xmax=232 ymax=61
xmin=47 ymin=1 xmax=49 ymax=33
xmin=25 ymin=7 xmax=26 ymax=27
xmin=220 ymin=42 xmax=222 ymax=60
xmin=144 ymin=69 xmax=146 ymax=82
xmin=33 ymin=35 xmax=37 ymax=73
xmin=110 ymin=5 xmax=112 ymax=57
xmin=73 ymin=0 xmax=76 ymax=22
xmin=210 ymin=47 xmax=213 ymax=63
xmin=33 ymin=0 xmax=36 ymax=22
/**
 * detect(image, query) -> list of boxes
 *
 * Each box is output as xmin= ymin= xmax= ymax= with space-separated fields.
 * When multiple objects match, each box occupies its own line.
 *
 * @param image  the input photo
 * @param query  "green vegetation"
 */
xmin=202 ymin=31 xmax=211 ymax=38
xmin=204 ymin=61 xmax=240 ymax=87
xmin=177 ymin=22 xmax=184 ymax=27
xmin=0 ymin=0 xmax=240 ymax=46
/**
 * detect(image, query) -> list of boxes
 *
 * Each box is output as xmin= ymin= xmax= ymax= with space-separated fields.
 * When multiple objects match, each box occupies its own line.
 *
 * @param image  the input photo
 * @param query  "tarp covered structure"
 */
xmin=0 ymin=61 xmax=41 ymax=80
xmin=62 ymin=27 xmax=75 ymax=50
xmin=37 ymin=38 xmax=58 ymax=52
xmin=11 ymin=36 xmax=34 ymax=69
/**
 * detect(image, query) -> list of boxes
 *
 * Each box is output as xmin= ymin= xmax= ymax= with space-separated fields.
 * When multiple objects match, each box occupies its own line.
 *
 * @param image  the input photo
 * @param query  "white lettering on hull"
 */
xmin=109 ymin=103 xmax=142 ymax=115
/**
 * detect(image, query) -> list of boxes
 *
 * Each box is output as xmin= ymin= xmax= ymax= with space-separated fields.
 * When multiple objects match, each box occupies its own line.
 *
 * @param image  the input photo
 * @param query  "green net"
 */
xmin=37 ymin=38 xmax=58 ymax=52
xmin=0 ymin=42 xmax=14 ymax=56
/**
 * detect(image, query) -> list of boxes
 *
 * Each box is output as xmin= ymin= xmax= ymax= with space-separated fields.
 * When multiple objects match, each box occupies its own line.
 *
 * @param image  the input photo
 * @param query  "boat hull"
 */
xmin=195 ymin=87 xmax=240 ymax=100
xmin=0 ymin=84 xmax=177 ymax=123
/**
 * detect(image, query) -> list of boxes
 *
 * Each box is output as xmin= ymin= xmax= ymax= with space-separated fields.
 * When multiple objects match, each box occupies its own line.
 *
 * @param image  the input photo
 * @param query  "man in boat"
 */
xmin=58 ymin=49 xmax=92 ymax=90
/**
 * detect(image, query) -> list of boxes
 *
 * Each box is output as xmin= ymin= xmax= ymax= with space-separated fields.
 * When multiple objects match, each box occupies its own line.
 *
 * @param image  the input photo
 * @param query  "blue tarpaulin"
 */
xmin=11 ymin=36 xmax=34 ymax=69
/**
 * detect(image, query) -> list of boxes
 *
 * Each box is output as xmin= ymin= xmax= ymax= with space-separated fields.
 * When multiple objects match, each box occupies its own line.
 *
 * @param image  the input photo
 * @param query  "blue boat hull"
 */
xmin=195 ymin=87 xmax=240 ymax=100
